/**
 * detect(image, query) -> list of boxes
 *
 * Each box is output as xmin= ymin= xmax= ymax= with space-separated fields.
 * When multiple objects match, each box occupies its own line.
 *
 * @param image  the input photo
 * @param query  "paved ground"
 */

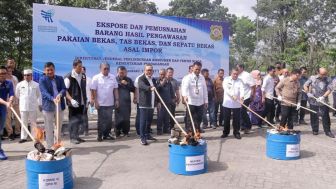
xmin=1 ymin=114 xmax=336 ymax=189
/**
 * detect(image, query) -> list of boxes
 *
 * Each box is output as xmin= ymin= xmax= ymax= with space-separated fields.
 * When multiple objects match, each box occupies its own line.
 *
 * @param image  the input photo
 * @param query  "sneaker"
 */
xmin=0 ymin=150 xmax=8 ymax=160
xmin=140 ymin=139 xmax=148 ymax=145
xmin=18 ymin=139 xmax=27 ymax=143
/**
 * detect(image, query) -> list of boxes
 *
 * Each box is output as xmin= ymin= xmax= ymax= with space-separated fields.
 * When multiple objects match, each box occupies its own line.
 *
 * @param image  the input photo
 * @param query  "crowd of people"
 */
xmin=0 ymin=58 xmax=335 ymax=160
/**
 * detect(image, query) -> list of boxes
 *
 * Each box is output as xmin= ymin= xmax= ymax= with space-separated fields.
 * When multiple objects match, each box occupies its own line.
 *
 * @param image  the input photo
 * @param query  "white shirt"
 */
xmin=90 ymin=73 xmax=118 ymax=106
xmin=64 ymin=69 xmax=84 ymax=105
xmin=222 ymin=76 xmax=244 ymax=108
xmin=15 ymin=80 xmax=41 ymax=112
xmin=238 ymin=71 xmax=255 ymax=99
xmin=261 ymin=74 xmax=275 ymax=100
xmin=181 ymin=73 xmax=208 ymax=106
xmin=86 ymin=76 xmax=92 ymax=103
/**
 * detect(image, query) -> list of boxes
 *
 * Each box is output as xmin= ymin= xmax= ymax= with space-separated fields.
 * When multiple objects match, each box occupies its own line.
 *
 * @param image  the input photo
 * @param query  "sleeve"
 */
xmin=261 ymin=77 xmax=267 ymax=92
xmin=39 ymin=78 xmax=54 ymax=102
xmin=239 ymin=80 xmax=245 ymax=99
xmin=113 ymin=76 xmax=118 ymax=89
xmin=90 ymin=76 xmax=98 ymax=90
xmin=8 ymin=81 xmax=14 ymax=97
xmin=202 ymin=78 xmax=208 ymax=104
xmin=223 ymin=78 xmax=233 ymax=97
xmin=327 ymin=77 xmax=333 ymax=91
xmin=36 ymin=84 xmax=42 ymax=106
xmin=275 ymin=80 xmax=284 ymax=97
xmin=181 ymin=76 xmax=188 ymax=97
xmin=15 ymin=82 xmax=20 ymax=99
xmin=64 ymin=78 xmax=70 ymax=89
xmin=59 ymin=77 xmax=67 ymax=97
xmin=297 ymin=82 xmax=302 ymax=102
xmin=127 ymin=78 xmax=135 ymax=92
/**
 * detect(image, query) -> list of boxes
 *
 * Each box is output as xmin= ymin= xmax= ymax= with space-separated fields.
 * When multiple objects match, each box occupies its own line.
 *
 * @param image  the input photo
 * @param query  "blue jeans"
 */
xmin=139 ymin=108 xmax=154 ymax=140
xmin=202 ymin=101 xmax=216 ymax=126
xmin=0 ymin=112 xmax=6 ymax=150
xmin=97 ymin=106 xmax=114 ymax=138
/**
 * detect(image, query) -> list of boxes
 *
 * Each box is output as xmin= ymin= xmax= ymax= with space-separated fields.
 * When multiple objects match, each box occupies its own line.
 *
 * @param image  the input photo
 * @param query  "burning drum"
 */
xmin=168 ymin=143 xmax=207 ymax=175
xmin=25 ymin=156 xmax=73 ymax=189
xmin=266 ymin=130 xmax=301 ymax=160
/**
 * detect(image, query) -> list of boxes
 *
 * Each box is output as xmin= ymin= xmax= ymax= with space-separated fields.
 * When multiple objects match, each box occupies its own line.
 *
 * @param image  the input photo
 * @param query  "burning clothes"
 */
xmin=168 ymin=129 xmax=206 ymax=146
xmin=27 ymin=146 xmax=72 ymax=161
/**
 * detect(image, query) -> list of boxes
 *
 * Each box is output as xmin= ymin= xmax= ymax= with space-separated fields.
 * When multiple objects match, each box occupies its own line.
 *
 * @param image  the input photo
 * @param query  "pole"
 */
xmin=302 ymin=90 xmax=336 ymax=112
xmin=10 ymin=107 xmax=35 ymax=142
xmin=186 ymin=103 xmax=197 ymax=134
xmin=271 ymin=96 xmax=317 ymax=114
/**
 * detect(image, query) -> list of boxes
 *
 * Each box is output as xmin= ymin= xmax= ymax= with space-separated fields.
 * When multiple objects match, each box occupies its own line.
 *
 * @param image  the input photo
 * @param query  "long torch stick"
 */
xmin=154 ymin=88 xmax=188 ymax=135
xmin=55 ymin=101 xmax=60 ymax=144
xmin=302 ymin=90 xmax=336 ymax=112
xmin=271 ymin=95 xmax=317 ymax=114
xmin=10 ymin=107 xmax=36 ymax=142
xmin=238 ymin=101 xmax=277 ymax=129
xmin=185 ymin=103 xmax=197 ymax=134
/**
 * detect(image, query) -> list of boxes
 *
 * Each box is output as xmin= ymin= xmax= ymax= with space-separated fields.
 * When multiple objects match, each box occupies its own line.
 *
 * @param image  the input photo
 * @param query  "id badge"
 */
xmin=194 ymin=88 xmax=199 ymax=95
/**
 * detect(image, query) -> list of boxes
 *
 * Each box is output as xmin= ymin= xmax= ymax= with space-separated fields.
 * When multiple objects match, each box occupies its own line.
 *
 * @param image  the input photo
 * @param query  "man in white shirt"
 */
xmin=90 ymin=62 xmax=119 ymax=142
xmin=237 ymin=64 xmax=256 ymax=134
xmin=15 ymin=69 xmax=41 ymax=143
xmin=261 ymin=66 xmax=276 ymax=125
xmin=181 ymin=61 xmax=208 ymax=133
xmin=221 ymin=68 xmax=244 ymax=139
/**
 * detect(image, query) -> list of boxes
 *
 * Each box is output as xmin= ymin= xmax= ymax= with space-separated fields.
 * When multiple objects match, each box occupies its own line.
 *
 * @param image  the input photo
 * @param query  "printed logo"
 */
xmin=41 ymin=9 xmax=55 ymax=23
xmin=210 ymin=25 xmax=223 ymax=41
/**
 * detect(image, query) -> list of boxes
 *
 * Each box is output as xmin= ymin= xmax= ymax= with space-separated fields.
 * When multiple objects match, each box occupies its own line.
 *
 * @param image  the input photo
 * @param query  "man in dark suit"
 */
xmin=39 ymin=62 xmax=66 ymax=148
xmin=138 ymin=64 xmax=157 ymax=145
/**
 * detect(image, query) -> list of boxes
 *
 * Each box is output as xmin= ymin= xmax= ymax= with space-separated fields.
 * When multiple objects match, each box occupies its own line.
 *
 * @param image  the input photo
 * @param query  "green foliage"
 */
xmin=114 ymin=0 xmax=157 ymax=14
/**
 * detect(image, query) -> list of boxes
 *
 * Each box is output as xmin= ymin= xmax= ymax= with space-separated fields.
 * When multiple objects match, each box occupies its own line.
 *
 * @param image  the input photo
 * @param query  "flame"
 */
xmin=195 ymin=129 xmax=201 ymax=140
xmin=52 ymin=141 xmax=63 ymax=150
xmin=34 ymin=127 xmax=45 ymax=142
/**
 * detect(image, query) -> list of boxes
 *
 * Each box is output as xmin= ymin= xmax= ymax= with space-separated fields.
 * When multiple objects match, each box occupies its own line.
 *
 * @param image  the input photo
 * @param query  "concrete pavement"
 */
xmin=1 ymin=116 xmax=336 ymax=189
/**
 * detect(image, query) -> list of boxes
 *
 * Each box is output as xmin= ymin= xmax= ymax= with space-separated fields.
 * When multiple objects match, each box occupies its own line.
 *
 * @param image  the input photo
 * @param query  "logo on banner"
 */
xmin=41 ymin=9 xmax=55 ymax=23
xmin=210 ymin=25 xmax=223 ymax=41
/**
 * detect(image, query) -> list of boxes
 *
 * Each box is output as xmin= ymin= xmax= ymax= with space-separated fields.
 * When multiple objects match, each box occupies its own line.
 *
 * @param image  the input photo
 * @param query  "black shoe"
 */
xmin=299 ymin=120 xmax=307 ymax=125
xmin=77 ymin=138 xmax=86 ymax=143
xmin=200 ymin=129 xmax=205 ymax=133
xmin=9 ymin=134 xmax=15 ymax=141
xmin=18 ymin=139 xmax=27 ymax=143
xmin=211 ymin=125 xmax=217 ymax=129
xmin=103 ymin=135 xmax=115 ymax=140
xmin=140 ymin=139 xmax=148 ymax=145
xmin=275 ymin=118 xmax=280 ymax=123
xmin=147 ymin=136 xmax=157 ymax=141
xmin=221 ymin=134 xmax=228 ymax=138
xmin=325 ymin=132 xmax=335 ymax=138
xmin=115 ymin=130 xmax=121 ymax=137
xmin=234 ymin=134 xmax=242 ymax=139
xmin=71 ymin=139 xmax=80 ymax=144
xmin=313 ymin=131 xmax=319 ymax=135
xmin=97 ymin=137 xmax=103 ymax=142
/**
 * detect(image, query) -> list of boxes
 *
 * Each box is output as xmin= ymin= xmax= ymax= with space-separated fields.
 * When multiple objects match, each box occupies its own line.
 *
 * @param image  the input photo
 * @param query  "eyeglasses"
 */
xmin=103 ymin=68 xmax=110 ymax=70
xmin=146 ymin=69 xmax=153 ymax=71
xmin=24 ymin=74 xmax=32 ymax=76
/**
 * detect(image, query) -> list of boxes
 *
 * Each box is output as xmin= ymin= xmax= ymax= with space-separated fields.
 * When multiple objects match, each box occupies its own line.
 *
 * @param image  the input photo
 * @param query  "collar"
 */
xmin=71 ymin=69 xmax=82 ymax=78
xmin=99 ymin=73 xmax=110 ymax=78
xmin=191 ymin=72 xmax=199 ymax=79
xmin=145 ymin=75 xmax=152 ymax=80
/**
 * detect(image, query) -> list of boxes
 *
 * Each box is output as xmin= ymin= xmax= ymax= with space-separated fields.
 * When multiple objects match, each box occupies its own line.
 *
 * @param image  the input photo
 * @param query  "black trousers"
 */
xmin=79 ymin=106 xmax=89 ymax=134
xmin=280 ymin=105 xmax=296 ymax=129
xmin=275 ymin=99 xmax=281 ymax=119
xmin=293 ymin=100 xmax=307 ymax=122
xmin=240 ymin=98 xmax=252 ymax=129
xmin=169 ymin=103 xmax=176 ymax=130
xmin=263 ymin=98 xmax=275 ymax=124
xmin=185 ymin=104 xmax=204 ymax=132
xmin=215 ymin=100 xmax=224 ymax=125
xmin=310 ymin=105 xmax=331 ymax=133
xmin=223 ymin=107 xmax=241 ymax=135
xmin=68 ymin=105 xmax=84 ymax=140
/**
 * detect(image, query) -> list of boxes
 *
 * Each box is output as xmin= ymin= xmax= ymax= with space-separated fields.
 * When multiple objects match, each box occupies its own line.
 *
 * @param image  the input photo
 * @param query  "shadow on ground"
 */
xmin=74 ymin=177 xmax=103 ymax=189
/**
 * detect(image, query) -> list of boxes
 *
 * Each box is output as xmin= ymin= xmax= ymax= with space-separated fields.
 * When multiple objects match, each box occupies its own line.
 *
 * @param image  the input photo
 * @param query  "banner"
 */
xmin=33 ymin=3 xmax=229 ymax=81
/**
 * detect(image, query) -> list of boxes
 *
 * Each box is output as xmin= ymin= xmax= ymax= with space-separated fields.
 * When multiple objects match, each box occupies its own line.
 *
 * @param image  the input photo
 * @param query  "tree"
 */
xmin=115 ymin=0 xmax=157 ymax=14
xmin=231 ymin=17 xmax=256 ymax=67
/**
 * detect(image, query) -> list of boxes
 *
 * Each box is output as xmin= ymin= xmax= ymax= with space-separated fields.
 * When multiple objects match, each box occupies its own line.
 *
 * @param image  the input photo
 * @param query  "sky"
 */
xmin=149 ymin=0 xmax=257 ymax=19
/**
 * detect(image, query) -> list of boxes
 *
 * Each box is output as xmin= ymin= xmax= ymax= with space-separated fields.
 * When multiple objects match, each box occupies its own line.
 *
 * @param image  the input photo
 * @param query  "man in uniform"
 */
xmin=304 ymin=67 xmax=335 ymax=138
xmin=221 ymin=68 xmax=244 ymax=139
xmin=275 ymin=69 xmax=301 ymax=129
xmin=181 ymin=61 xmax=208 ymax=133
xmin=16 ymin=69 xmax=41 ymax=143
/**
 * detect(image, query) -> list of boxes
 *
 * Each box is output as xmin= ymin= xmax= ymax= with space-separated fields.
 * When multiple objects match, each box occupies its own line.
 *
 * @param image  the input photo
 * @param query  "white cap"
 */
xmin=23 ymin=69 xmax=33 ymax=74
